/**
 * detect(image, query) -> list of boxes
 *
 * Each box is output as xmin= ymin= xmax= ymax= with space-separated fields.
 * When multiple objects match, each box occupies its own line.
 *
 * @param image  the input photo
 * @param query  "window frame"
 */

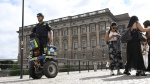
xmin=91 ymin=39 xmax=96 ymax=47
xmin=91 ymin=26 xmax=95 ymax=32
xmin=82 ymin=40 xmax=87 ymax=48
xmin=82 ymin=28 xmax=86 ymax=34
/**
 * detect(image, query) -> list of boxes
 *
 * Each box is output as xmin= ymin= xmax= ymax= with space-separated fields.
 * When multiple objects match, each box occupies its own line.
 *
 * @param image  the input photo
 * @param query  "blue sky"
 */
xmin=0 ymin=0 xmax=149 ymax=59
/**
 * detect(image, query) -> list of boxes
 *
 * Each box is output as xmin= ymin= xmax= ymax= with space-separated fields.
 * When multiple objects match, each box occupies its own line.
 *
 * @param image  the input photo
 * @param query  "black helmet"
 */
xmin=37 ymin=13 xmax=44 ymax=18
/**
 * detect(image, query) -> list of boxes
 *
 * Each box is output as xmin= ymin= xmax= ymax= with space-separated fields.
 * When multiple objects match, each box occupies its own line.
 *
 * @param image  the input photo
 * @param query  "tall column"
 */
xmin=87 ymin=24 xmax=90 ymax=49
xmin=68 ymin=28 xmax=71 ymax=51
xmin=59 ymin=29 xmax=62 ymax=51
xmin=78 ymin=27 xmax=81 ymax=50
xmin=96 ymin=23 xmax=100 ymax=48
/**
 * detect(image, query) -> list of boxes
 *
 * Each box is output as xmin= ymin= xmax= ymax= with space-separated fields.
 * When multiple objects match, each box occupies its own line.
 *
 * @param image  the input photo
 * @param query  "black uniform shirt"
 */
xmin=32 ymin=22 xmax=52 ymax=38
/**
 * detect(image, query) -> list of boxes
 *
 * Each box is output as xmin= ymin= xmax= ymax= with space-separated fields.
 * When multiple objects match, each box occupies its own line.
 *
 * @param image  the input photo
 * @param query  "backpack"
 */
xmin=120 ymin=27 xmax=132 ymax=43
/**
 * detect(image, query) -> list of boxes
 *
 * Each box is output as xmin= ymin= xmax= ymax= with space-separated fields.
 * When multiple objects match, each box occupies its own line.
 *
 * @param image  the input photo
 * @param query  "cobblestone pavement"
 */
xmin=0 ymin=69 xmax=150 ymax=84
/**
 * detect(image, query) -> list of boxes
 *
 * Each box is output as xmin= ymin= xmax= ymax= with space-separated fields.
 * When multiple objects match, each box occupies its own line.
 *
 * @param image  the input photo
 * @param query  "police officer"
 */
xmin=32 ymin=13 xmax=53 ymax=56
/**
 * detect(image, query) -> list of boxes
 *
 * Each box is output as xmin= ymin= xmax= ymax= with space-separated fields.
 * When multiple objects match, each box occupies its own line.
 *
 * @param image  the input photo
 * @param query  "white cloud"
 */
xmin=0 ymin=0 xmax=150 ymax=59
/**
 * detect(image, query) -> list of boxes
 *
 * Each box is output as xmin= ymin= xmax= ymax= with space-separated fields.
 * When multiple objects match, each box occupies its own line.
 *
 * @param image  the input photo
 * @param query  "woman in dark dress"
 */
xmin=143 ymin=20 xmax=150 ymax=71
xmin=123 ymin=16 xmax=150 ymax=76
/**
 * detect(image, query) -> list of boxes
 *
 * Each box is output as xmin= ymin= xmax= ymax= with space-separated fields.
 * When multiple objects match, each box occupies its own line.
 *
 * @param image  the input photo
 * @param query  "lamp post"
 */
xmin=20 ymin=0 xmax=24 ymax=79
xmin=101 ymin=49 xmax=105 ymax=69
xmin=92 ymin=49 xmax=95 ymax=58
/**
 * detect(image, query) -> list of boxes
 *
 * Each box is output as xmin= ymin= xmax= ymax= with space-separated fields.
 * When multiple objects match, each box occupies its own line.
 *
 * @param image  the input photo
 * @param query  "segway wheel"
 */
xmin=29 ymin=61 xmax=42 ymax=79
xmin=43 ymin=61 xmax=58 ymax=78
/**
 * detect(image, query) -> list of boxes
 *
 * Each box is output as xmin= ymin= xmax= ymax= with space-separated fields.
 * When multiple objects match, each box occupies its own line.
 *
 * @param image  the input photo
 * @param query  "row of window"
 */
xmin=54 ymin=25 xmax=105 ymax=37
xmin=55 ymin=38 xmax=105 ymax=50
xmin=55 ymin=27 xmax=124 ymax=37
xmin=63 ymin=51 xmax=106 ymax=59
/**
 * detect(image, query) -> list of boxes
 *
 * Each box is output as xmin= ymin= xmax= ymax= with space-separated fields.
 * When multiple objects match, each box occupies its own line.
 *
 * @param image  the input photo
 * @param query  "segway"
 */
xmin=28 ymin=33 xmax=58 ymax=79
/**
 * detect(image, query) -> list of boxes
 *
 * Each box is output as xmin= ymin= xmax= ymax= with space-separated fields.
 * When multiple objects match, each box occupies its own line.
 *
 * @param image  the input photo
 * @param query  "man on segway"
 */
xmin=32 ymin=13 xmax=53 ymax=55
xmin=29 ymin=13 xmax=58 ymax=79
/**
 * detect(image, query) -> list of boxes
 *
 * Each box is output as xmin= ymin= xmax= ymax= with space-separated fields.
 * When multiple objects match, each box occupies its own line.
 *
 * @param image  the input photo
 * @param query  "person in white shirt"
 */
xmin=105 ymin=22 xmax=123 ymax=75
xmin=141 ymin=41 xmax=149 ymax=69
xmin=144 ymin=20 xmax=150 ymax=71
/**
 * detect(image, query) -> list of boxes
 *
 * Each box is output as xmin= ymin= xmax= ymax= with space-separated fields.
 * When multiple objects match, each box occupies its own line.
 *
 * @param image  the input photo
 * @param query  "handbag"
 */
xmin=29 ymin=33 xmax=40 ymax=50
xmin=120 ymin=27 xmax=132 ymax=43
xmin=138 ymin=32 xmax=147 ymax=42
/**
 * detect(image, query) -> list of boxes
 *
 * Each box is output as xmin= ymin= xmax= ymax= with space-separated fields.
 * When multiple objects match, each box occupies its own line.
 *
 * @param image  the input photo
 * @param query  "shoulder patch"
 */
xmin=43 ymin=22 xmax=47 ymax=26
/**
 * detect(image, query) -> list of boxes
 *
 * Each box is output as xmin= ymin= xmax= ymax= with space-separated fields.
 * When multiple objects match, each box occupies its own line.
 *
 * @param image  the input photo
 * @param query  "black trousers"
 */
xmin=39 ymin=38 xmax=48 ymax=56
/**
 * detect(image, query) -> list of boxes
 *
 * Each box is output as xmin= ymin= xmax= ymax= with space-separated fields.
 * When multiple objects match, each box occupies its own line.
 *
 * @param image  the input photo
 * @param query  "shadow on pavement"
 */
xmin=102 ymin=75 xmax=150 ymax=81
xmin=80 ymin=74 xmax=150 ymax=81
xmin=80 ymin=75 xmax=112 ymax=80
xmin=0 ymin=78 xmax=48 ymax=83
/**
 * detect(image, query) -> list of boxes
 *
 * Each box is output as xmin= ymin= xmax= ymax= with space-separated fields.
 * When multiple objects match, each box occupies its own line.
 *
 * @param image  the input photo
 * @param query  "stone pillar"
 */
xmin=68 ymin=28 xmax=71 ymax=51
xmin=59 ymin=29 xmax=62 ymax=51
xmin=78 ymin=27 xmax=81 ymax=50
xmin=96 ymin=23 xmax=100 ymax=48
xmin=87 ymin=24 xmax=90 ymax=49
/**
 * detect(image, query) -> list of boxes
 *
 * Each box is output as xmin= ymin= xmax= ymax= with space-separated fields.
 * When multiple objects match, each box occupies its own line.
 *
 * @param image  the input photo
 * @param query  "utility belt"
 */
xmin=39 ymin=36 xmax=48 ymax=39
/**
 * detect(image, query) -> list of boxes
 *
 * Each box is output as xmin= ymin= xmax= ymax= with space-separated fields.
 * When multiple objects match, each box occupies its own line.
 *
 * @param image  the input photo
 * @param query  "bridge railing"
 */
xmin=0 ymin=58 xmax=106 ymax=77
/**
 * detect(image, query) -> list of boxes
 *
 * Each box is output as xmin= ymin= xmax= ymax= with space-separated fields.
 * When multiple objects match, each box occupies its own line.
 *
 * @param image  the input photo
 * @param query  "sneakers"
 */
xmin=110 ymin=71 xmax=114 ymax=76
xmin=123 ymin=71 xmax=131 ymax=75
xmin=110 ymin=71 xmax=123 ymax=75
xmin=136 ymin=71 xmax=147 ymax=76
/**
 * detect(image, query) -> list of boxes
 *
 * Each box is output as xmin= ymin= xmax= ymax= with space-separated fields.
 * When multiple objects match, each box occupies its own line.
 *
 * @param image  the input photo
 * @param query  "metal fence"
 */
xmin=0 ymin=58 xmax=107 ymax=78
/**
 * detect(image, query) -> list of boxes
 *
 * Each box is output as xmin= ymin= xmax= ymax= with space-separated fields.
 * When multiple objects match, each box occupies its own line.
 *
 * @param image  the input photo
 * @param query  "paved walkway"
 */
xmin=0 ymin=69 xmax=150 ymax=84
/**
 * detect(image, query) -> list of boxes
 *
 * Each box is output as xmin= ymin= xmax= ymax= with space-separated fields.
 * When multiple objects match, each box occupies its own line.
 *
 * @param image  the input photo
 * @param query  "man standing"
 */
xmin=32 ymin=13 xmax=53 ymax=56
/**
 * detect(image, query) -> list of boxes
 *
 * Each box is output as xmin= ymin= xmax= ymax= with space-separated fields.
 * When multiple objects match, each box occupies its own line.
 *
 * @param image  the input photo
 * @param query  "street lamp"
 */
xmin=20 ymin=0 xmax=24 ymax=79
xmin=101 ymin=49 xmax=105 ymax=69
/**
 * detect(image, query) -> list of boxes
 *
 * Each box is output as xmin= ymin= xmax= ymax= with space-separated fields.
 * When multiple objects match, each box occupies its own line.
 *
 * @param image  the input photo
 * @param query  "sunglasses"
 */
xmin=113 ymin=28 xmax=117 ymax=29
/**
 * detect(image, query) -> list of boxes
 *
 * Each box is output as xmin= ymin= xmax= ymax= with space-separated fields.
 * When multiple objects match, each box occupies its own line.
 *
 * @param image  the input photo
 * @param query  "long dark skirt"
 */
xmin=108 ymin=41 xmax=123 ymax=70
xmin=125 ymin=40 xmax=145 ymax=71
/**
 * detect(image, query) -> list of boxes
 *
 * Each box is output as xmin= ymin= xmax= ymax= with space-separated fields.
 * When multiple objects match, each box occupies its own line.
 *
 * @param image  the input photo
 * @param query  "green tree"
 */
xmin=9 ymin=61 xmax=20 ymax=76
xmin=0 ymin=60 xmax=13 ymax=69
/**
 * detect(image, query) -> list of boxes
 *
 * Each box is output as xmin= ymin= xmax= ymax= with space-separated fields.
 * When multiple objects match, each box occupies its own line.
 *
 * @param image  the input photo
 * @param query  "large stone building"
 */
xmin=17 ymin=8 xmax=130 ymax=68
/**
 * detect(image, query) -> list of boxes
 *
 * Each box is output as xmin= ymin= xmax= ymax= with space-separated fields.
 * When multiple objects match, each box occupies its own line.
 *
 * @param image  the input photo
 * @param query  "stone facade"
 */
xmin=17 ymin=8 xmax=130 ymax=68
